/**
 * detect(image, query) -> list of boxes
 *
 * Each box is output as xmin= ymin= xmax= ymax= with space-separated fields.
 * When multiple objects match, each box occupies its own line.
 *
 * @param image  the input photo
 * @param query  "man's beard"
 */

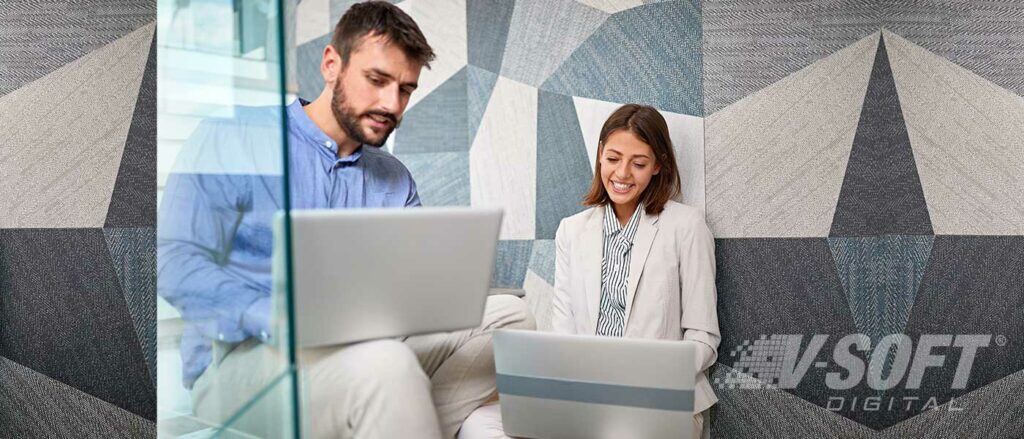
xmin=331 ymin=81 xmax=399 ymax=147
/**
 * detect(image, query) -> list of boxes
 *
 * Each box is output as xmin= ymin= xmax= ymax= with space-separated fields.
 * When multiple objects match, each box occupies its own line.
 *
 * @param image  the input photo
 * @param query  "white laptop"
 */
xmin=283 ymin=207 xmax=502 ymax=347
xmin=494 ymin=330 xmax=696 ymax=439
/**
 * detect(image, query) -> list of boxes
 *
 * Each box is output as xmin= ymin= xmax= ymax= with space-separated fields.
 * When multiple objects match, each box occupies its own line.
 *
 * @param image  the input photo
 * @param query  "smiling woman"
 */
xmin=583 ymin=104 xmax=682 ymax=224
xmin=561 ymin=104 xmax=719 ymax=439
xmin=460 ymin=104 xmax=720 ymax=438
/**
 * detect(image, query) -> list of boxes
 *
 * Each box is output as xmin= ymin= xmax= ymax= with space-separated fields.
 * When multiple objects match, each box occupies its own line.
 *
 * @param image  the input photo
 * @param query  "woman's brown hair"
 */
xmin=582 ymin=104 xmax=681 ymax=215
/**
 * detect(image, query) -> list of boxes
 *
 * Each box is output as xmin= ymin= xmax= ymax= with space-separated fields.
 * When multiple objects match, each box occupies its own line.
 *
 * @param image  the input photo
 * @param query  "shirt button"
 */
xmin=323 ymin=141 xmax=332 ymax=148
xmin=218 ymin=333 xmax=225 ymax=341
xmin=260 ymin=331 xmax=270 ymax=341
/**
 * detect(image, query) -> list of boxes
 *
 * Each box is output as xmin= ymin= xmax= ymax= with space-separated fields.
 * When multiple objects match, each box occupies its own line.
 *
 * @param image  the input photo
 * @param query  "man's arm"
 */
xmin=158 ymin=115 xmax=276 ymax=343
xmin=158 ymin=171 xmax=272 ymax=342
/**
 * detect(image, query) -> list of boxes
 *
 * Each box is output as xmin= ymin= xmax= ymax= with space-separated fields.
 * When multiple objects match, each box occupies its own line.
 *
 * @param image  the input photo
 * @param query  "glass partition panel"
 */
xmin=156 ymin=0 xmax=298 ymax=437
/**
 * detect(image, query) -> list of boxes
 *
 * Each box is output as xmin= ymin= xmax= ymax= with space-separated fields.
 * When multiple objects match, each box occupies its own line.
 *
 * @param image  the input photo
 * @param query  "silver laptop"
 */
xmin=494 ymin=330 xmax=696 ymax=439
xmin=284 ymin=207 xmax=502 ymax=347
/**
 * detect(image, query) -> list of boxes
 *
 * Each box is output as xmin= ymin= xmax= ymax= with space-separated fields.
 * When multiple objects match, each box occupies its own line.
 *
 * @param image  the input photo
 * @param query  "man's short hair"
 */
xmin=331 ymin=1 xmax=436 ymax=68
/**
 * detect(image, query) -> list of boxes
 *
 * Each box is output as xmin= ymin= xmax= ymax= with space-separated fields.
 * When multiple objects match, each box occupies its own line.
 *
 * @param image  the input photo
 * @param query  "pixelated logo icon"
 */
xmin=715 ymin=334 xmax=796 ymax=389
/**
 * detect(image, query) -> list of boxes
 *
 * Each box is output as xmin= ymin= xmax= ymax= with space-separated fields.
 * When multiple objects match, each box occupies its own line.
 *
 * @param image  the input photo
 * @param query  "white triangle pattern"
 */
xmin=0 ymin=23 xmax=154 ymax=228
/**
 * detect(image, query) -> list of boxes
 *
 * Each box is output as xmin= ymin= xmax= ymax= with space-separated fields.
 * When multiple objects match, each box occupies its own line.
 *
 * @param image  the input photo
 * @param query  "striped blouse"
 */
xmin=596 ymin=202 xmax=645 ymax=337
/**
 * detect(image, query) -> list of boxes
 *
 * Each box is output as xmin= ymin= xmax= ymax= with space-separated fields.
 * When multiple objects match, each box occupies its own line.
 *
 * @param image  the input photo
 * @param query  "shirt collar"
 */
xmin=603 ymin=202 xmax=645 ymax=242
xmin=287 ymin=98 xmax=364 ymax=172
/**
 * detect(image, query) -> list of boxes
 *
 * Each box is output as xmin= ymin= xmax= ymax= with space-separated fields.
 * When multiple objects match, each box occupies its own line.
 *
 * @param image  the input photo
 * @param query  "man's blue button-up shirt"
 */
xmin=158 ymin=99 xmax=420 ymax=388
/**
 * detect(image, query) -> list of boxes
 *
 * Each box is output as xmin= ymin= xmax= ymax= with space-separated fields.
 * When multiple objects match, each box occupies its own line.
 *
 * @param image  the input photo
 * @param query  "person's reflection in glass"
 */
xmin=158 ymin=2 xmax=534 ymax=438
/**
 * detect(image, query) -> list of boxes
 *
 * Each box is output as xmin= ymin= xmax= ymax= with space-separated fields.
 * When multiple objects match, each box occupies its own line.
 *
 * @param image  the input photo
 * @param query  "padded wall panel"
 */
xmin=0 ymin=4 xmax=157 ymax=434
xmin=0 ymin=23 xmax=154 ymax=229
xmin=0 ymin=229 xmax=155 ymax=420
xmin=0 ymin=356 xmax=155 ymax=438
xmin=0 ymin=0 xmax=153 ymax=96
xmin=708 ymin=2 xmax=1024 ymax=430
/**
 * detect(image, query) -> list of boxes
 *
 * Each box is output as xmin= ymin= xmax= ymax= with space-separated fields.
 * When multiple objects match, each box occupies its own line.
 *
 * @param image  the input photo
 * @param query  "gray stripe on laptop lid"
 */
xmin=497 ymin=373 xmax=694 ymax=412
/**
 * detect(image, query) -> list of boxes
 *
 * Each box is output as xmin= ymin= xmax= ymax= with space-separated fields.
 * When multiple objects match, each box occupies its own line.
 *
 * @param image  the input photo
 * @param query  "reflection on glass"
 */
xmin=156 ymin=0 xmax=297 ymax=437
xmin=159 ymin=0 xmax=278 ymax=60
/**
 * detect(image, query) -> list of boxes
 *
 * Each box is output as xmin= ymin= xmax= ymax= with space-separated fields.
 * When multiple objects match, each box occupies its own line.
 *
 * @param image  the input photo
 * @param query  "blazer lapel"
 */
xmin=581 ymin=208 xmax=604 ymax=335
xmin=623 ymin=211 xmax=659 ymax=330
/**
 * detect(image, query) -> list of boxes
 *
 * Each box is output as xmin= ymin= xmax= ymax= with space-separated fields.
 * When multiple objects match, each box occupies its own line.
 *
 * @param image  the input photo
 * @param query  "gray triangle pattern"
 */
xmin=0 ymin=0 xmax=154 ymax=96
xmin=712 ymin=364 xmax=1024 ymax=438
xmin=703 ymin=2 xmax=1024 ymax=114
xmin=880 ymin=368 xmax=1024 ymax=438
xmin=828 ymin=36 xmax=933 ymax=237
xmin=103 ymin=227 xmax=157 ymax=389
xmin=0 ymin=228 xmax=155 ymax=420
xmin=105 ymin=29 xmax=156 ymax=228
xmin=711 ymin=364 xmax=878 ymax=438
xmin=1 ymin=354 xmax=154 ymax=437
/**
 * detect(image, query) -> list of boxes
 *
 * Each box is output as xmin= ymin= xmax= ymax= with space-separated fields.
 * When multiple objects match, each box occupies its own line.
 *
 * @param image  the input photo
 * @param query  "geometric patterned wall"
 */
xmin=295 ymin=2 xmax=1024 ymax=437
xmin=0 ymin=1 xmax=157 ymax=436
xmin=294 ymin=0 xmax=705 ymax=332
xmin=706 ymin=2 xmax=1024 ymax=437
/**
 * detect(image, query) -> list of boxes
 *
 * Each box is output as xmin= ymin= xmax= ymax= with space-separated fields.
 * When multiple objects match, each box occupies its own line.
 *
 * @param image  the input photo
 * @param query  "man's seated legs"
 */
xmin=191 ymin=338 xmax=292 ymax=437
xmin=302 ymin=339 xmax=443 ymax=439
xmin=193 ymin=338 xmax=442 ymax=439
xmin=404 ymin=294 xmax=535 ymax=438
xmin=457 ymin=402 xmax=509 ymax=439
xmin=193 ymin=294 xmax=535 ymax=439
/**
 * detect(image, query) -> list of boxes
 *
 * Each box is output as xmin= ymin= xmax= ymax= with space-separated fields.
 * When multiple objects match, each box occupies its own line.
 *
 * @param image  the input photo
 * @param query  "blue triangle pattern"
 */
xmin=467 ymin=0 xmax=516 ymax=74
xmin=536 ymin=90 xmax=592 ymax=239
xmin=467 ymin=65 xmax=499 ymax=145
xmin=394 ymin=67 xmax=469 ymax=154
xmin=827 ymin=235 xmax=934 ymax=345
xmin=540 ymin=1 xmax=703 ymax=116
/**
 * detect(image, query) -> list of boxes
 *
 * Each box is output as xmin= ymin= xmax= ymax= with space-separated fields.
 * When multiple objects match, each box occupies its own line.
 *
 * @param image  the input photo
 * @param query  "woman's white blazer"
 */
xmin=551 ymin=200 xmax=721 ymax=413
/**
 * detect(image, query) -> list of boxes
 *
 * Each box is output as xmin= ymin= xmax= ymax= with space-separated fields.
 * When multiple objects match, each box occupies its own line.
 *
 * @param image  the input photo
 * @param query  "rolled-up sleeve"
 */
xmin=158 ymin=171 xmax=271 ymax=343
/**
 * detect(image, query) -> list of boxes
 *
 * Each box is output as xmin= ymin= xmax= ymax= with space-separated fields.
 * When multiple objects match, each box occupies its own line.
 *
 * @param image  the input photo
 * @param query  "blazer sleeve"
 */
xmin=678 ymin=215 xmax=721 ymax=372
xmin=551 ymin=218 xmax=576 ymax=334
